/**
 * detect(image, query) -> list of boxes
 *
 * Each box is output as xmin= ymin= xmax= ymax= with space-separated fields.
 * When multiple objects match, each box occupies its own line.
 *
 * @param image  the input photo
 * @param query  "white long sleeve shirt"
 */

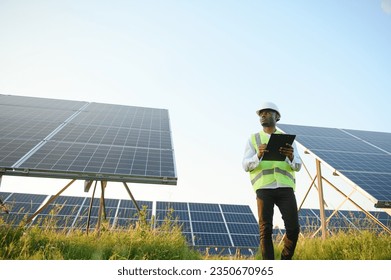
xmin=242 ymin=132 xmax=302 ymax=189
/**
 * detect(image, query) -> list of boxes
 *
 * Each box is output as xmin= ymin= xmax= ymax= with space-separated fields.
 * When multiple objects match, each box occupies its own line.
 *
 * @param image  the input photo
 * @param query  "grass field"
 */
xmin=1 ymin=213 xmax=390 ymax=260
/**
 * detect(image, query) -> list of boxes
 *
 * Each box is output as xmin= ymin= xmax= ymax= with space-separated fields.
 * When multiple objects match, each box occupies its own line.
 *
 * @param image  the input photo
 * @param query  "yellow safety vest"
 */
xmin=249 ymin=130 xmax=296 ymax=191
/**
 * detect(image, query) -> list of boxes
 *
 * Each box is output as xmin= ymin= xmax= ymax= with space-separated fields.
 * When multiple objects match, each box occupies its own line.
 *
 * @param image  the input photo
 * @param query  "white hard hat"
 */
xmin=256 ymin=102 xmax=281 ymax=121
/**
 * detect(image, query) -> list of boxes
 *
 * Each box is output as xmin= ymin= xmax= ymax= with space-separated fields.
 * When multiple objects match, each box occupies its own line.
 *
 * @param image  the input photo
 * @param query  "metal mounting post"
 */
xmin=86 ymin=180 xmax=98 ymax=235
xmin=96 ymin=181 xmax=108 ymax=234
xmin=315 ymin=159 xmax=327 ymax=239
xmin=26 ymin=179 xmax=77 ymax=224
xmin=123 ymin=182 xmax=141 ymax=213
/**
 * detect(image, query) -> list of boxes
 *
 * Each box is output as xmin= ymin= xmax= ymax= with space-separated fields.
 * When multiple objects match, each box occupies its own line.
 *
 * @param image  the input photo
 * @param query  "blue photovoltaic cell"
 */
xmin=4 ymin=193 xmax=47 ymax=204
xmin=192 ymin=221 xmax=227 ymax=233
xmin=155 ymin=209 xmax=190 ymax=221
xmin=294 ymin=136 xmax=385 ymax=154
xmin=191 ymin=211 xmax=224 ymax=222
xmin=79 ymin=206 xmax=117 ymax=218
xmin=277 ymin=123 xmax=391 ymax=203
xmin=119 ymin=199 xmax=152 ymax=209
xmin=278 ymin=124 xmax=351 ymax=138
xmin=224 ymin=213 xmax=258 ymax=224
xmin=5 ymin=202 xmax=41 ymax=214
xmin=116 ymin=208 xmax=140 ymax=219
xmin=51 ymin=196 xmax=87 ymax=206
xmin=0 ymin=94 xmax=86 ymax=110
xmin=312 ymin=151 xmax=391 ymax=173
xmin=85 ymin=197 xmax=119 ymax=208
xmin=231 ymin=234 xmax=258 ymax=247
xmin=39 ymin=204 xmax=81 ymax=216
xmin=0 ymin=192 xmax=12 ymax=201
xmin=345 ymin=129 xmax=391 ymax=153
xmin=189 ymin=203 xmax=220 ymax=212
xmin=220 ymin=204 xmax=253 ymax=214
xmin=227 ymin=223 xmax=259 ymax=235
xmin=0 ymin=138 xmax=45 ymax=167
xmin=155 ymin=220 xmax=192 ymax=232
xmin=193 ymin=233 xmax=232 ymax=246
xmin=156 ymin=201 xmax=188 ymax=211
xmin=339 ymin=172 xmax=391 ymax=199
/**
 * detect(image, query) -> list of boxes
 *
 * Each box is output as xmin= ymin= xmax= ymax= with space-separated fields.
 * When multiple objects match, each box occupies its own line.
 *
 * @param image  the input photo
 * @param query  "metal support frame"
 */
xmin=321 ymin=176 xmax=391 ymax=234
xmin=298 ymin=160 xmax=328 ymax=210
xmin=22 ymin=178 xmax=142 ymax=233
xmin=96 ymin=181 xmax=107 ymax=235
xmin=26 ymin=179 xmax=77 ymax=224
xmin=86 ymin=181 xmax=98 ymax=235
xmin=123 ymin=182 xmax=141 ymax=213
xmin=315 ymin=159 xmax=327 ymax=239
xmin=86 ymin=181 xmax=141 ymax=234
xmin=298 ymin=154 xmax=391 ymax=237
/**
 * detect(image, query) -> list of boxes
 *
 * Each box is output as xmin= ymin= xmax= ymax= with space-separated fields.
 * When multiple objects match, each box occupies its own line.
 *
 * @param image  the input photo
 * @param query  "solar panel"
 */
xmin=157 ymin=201 xmax=261 ymax=252
xmin=299 ymin=208 xmax=391 ymax=234
xmin=277 ymin=124 xmax=391 ymax=204
xmin=0 ymin=94 xmax=177 ymax=185
xmin=0 ymin=192 xmax=48 ymax=225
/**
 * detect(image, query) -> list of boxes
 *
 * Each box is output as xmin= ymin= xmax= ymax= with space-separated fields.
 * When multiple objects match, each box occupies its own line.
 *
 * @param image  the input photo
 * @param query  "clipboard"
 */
xmin=262 ymin=133 xmax=296 ymax=161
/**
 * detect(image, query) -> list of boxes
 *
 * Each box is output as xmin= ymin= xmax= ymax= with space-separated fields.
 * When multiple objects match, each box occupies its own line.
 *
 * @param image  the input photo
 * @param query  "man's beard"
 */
xmin=261 ymin=119 xmax=274 ymax=127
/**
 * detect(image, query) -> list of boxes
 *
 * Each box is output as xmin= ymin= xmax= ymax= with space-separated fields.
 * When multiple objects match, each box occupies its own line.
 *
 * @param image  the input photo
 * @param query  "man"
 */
xmin=242 ymin=102 xmax=301 ymax=260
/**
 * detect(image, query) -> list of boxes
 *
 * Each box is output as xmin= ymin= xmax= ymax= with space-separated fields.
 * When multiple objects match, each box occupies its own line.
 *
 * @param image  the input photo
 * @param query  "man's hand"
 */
xmin=279 ymin=143 xmax=294 ymax=162
xmin=257 ymin=143 xmax=268 ymax=159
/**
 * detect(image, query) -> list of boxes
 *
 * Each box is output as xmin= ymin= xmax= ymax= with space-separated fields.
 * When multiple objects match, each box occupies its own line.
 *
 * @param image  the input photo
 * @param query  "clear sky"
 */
xmin=1 ymin=0 xmax=391 ymax=223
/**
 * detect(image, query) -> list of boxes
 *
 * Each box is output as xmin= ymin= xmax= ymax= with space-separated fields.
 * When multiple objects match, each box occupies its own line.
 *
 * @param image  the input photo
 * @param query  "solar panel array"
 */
xmin=0 ymin=94 xmax=177 ymax=185
xmin=1 ymin=192 xmax=389 ymax=256
xmin=277 ymin=124 xmax=391 ymax=205
xmin=0 ymin=191 xmax=153 ymax=230
xmin=155 ymin=201 xmax=261 ymax=255
xmin=299 ymin=208 xmax=390 ymax=234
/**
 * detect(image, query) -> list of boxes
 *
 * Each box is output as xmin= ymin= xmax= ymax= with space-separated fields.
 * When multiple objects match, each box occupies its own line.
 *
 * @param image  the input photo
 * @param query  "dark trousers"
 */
xmin=256 ymin=188 xmax=300 ymax=260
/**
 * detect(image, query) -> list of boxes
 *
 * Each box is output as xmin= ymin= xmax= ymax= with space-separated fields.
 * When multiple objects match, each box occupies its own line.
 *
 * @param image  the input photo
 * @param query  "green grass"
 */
xmin=0 ymin=210 xmax=201 ymax=260
xmin=245 ymin=230 xmax=391 ymax=260
xmin=293 ymin=230 xmax=391 ymax=260
xmin=1 ymin=213 xmax=390 ymax=260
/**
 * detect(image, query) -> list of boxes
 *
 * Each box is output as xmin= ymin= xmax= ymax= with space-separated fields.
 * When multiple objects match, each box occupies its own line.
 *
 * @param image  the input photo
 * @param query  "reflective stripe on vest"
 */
xmin=249 ymin=130 xmax=296 ymax=191
xmin=251 ymin=167 xmax=295 ymax=186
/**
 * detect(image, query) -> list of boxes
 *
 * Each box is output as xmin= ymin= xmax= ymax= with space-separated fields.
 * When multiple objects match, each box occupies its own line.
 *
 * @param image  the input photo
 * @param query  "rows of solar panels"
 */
xmin=277 ymin=124 xmax=391 ymax=206
xmin=0 ymin=192 xmax=261 ymax=255
xmin=0 ymin=94 xmax=176 ymax=184
xmin=1 ymin=192 xmax=390 ymax=256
